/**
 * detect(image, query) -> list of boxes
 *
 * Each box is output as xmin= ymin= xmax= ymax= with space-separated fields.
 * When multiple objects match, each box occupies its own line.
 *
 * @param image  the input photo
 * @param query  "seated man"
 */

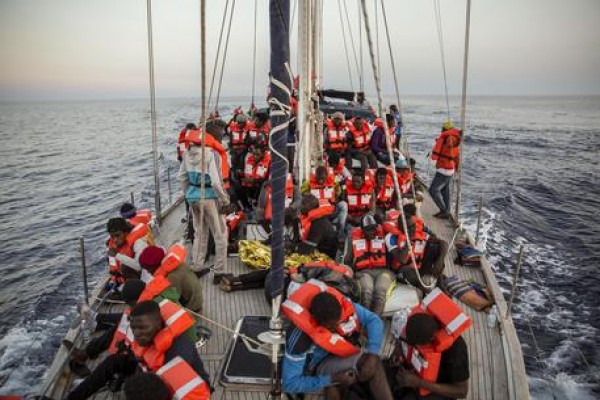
xmin=236 ymin=138 xmax=271 ymax=210
xmin=228 ymin=113 xmax=250 ymax=171
xmin=224 ymin=203 xmax=247 ymax=253
xmin=106 ymin=218 xmax=150 ymax=287
xmin=324 ymin=111 xmax=349 ymax=159
xmin=344 ymin=215 xmax=393 ymax=316
xmin=281 ymin=282 xmax=394 ymax=400
xmin=373 ymin=167 xmax=396 ymax=219
xmin=297 ymin=194 xmax=338 ymax=259
xmin=67 ymin=301 xmax=209 ymax=400
xmin=256 ymin=173 xmax=299 ymax=239
xmin=370 ymin=114 xmax=399 ymax=165
xmin=343 ymin=169 xmax=375 ymax=227
xmin=345 ymin=117 xmax=377 ymax=171
xmin=245 ymin=110 xmax=270 ymax=147
xmin=138 ymin=244 xmax=204 ymax=314
xmin=326 ymin=151 xmax=352 ymax=185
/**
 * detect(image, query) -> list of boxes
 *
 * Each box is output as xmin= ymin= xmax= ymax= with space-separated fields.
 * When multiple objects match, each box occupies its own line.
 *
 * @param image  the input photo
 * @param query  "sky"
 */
xmin=0 ymin=0 xmax=599 ymax=101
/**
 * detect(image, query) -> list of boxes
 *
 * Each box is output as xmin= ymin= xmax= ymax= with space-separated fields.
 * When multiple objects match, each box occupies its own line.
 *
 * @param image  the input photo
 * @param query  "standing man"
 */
xmin=428 ymin=121 xmax=462 ymax=219
xmin=179 ymin=119 xmax=230 ymax=271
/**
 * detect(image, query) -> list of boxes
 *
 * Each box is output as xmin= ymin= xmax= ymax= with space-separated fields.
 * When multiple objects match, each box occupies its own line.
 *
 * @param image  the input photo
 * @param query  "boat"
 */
xmin=37 ymin=0 xmax=530 ymax=399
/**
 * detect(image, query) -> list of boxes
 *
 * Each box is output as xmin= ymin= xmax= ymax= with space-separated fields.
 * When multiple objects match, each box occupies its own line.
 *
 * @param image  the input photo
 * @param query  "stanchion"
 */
xmin=506 ymin=245 xmax=524 ymax=319
xmin=130 ymin=191 xmax=135 ymax=206
xmin=79 ymin=236 xmax=89 ymax=305
xmin=475 ymin=195 xmax=483 ymax=245
xmin=167 ymin=168 xmax=173 ymax=205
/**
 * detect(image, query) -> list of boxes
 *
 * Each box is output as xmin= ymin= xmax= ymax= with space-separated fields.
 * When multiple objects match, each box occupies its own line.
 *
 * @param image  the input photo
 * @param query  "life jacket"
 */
xmin=374 ymin=171 xmax=395 ymax=209
xmin=245 ymin=121 xmax=270 ymax=146
xmin=152 ymin=243 xmax=187 ymax=278
xmin=186 ymin=129 xmax=231 ymax=189
xmin=226 ymin=210 xmax=247 ymax=236
xmin=107 ymin=223 xmax=149 ymax=285
xmin=156 ymin=356 xmax=211 ymax=400
xmin=264 ymin=174 xmax=294 ymax=221
xmin=131 ymin=299 xmax=196 ymax=372
xmin=395 ymin=169 xmax=414 ymax=195
xmin=382 ymin=209 xmax=401 ymax=235
xmin=345 ymin=180 xmax=374 ymax=217
xmin=281 ymin=279 xmax=361 ymax=357
xmin=330 ymin=159 xmax=347 ymax=183
xmin=299 ymin=205 xmax=335 ymax=240
xmin=351 ymin=227 xmax=387 ymax=270
xmin=325 ymin=119 xmax=348 ymax=151
xmin=348 ymin=120 xmax=372 ymax=149
xmin=228 ymin=120 xmax=248 ymax=149
xmin=138 ymin=274 xmax=173 ymax=303
xmin=242 ymin=152 xmax=271 ymax=187
xmin=388 ymin=217 xmax=429 ymax=271
xmin=127 ymin=209 xmax=153 ymax=226
xmin=177 ymin=128 xmax=191 ymax=159
xmin=431 ymin=128 xmax=461 ymax=170
xmin=309 ymin=173 xmax=336 ymax=206
xmin=399 ymin=288 xmax=472 ymax=396
xmin=108 ymin=308 xmax=134 ymax=355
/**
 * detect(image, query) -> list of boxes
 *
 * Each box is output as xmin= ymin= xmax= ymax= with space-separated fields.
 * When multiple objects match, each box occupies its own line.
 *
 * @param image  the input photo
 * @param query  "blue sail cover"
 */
xmin=268 ymin=0 xmax=291 ymax=299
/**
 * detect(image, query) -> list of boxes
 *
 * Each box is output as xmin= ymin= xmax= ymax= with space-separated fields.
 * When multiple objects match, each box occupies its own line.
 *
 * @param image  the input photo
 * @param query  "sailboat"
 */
xmin=36 ymin=1 xmax=530 ymax=399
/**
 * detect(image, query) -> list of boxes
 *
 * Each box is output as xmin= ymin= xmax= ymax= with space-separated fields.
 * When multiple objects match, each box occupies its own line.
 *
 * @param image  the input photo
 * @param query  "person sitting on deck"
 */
xmin=345 ymin=116 xmax=377 ymax=171
xmin=394 ymin=156 xmax=416 ymax=200
xmin=343 ymin=169 xmax=375 ymax=227
xmin=106 ymin=217 xmax=150 ymax=288
xmin=428 ymin=120 xmax=462 ymax=220
xmin=281 ymin=282 xmax=394 ymax=400
xmin=256 ymin=173 xmax=299 ymax=241
xmin=120 ymin=202 xmax=153 ymax=227
xmin=66 ymin=301 xmax=209 ymax=400
xmin=343 ymin=215 xmax=393 ymax=316
xmin=389 ymin=104 xmax=403 ymax=141
xmin=370 ymin=114 xmax=399 ymax=165
xmin=326 ymin=151 xmax=352 ymax=185
xmin=224 ymin=203 xmax=247 ymax=253
xmin=324 ymin=112 xmax=349 ymax=158
xmin=227 ymin=113 xmax=250 ymax=171
xmin=138 ymin=244 xmax=204 ymax=314
xmin=235 ymin=137 xmax=271 ymax=211
xmin=385 ymin=205 xmax=447 ymax=290
xmin=388 ymin=293 xmax=470 ymax=400
xmin=296 ymin=194 xmax=338 ymax=259
xmin=245 ymin=110 xmax=270 ymax=147
xmin=300 ymin=165 xmax=348 ymax=241
xmin=373 ymin=167 xmax=397 ymax=219
xmin=124 ymin=372 xmax=170 ymax=400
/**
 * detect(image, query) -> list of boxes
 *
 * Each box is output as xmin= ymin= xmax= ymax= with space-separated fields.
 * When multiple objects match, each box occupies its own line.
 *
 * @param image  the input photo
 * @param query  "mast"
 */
xmin=297 ymin=0 xmax=312 ymax=182
xmin=268 ymin=0 xmax=291 ymax=398
xmin=311 ymin=0 xmax=324 ymax=163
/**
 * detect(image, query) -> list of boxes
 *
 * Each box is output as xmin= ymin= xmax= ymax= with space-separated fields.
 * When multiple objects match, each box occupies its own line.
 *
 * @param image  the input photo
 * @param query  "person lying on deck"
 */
xmin=281 ymin=282 xmax=394 ymax=400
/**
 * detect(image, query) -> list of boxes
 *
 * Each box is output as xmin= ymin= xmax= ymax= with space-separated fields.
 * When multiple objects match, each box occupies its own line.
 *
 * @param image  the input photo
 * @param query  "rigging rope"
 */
xmin=374 ymin=0 xmax=381 ymax=80
xmin=214 ymin=0 xmax=236 ymax=111
xmin=207 ymin=0 xmax=230 ymax=113
xmin=337 ymin=0 xmax=355 ymax=91
xmin=196 ymin=0 xmax=208 ymax=269
xmin=358 ymin=0 xmax=364 ymax=92
xmin=341 ymin=0 xmax=361 ymax=92
xmin=251 ymin=0 xmax=258 ymax=107
xmin=433 ymin=0 xmax=451 ymax=120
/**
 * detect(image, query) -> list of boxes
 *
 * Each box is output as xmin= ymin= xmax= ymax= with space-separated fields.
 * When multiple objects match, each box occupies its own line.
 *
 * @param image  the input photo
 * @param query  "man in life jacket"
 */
xmin=179 ymin=119 xmax=230 ymax=271
xmin=389 ymin=104 xmax=403 ymax=139
xmin=177 ymin=123 xmax=197 ymax=162
xmin=245 ymin=110 xmax=270 ymax=147
xmin=123 ymin=372 xmax=170 ymax=400
xmin=281 ymin=282 xmax=394 ymax=399
xmin=343 ymin=215 xmax=393 ymax=316
xmin=343 ymin=169 xmax=375 ymax=227
xmin=389 ymin=295 xmax=469 ymax=400
xmin=428 ymin=120 xmax=462 ymax=219
xmin=256 ymin=173 xmax=299 ymax=241
xmin=224 ymin=203 xmax=247 ymax=253
xmin=370 ymin=114 xmax=399 ymax=165
xmin=326 ymin=152 xmax=352 ymax=185
xmin=345 ymin=116 xmax=377 ymax=171
xmin=236 ymin=137 xmax=271 ymax=210
xmin=106 ymin=218 xmax=150 ymax=287
xmin=227 ymin=113 xmax=250 ymax=171
xmin=295 ymin=194 xmax=338 ymax=259
xmin=300 ymin=166 xmax=348 ymax=241
xmin=120 ymin=203 xmax=153 ymax=227
xmin=139 ymin=245 xmax=204 ymax=314
xmin=324 ymin=112 xmax=349 ymax=158
xmin=385 ymin=205 xmax=447 ymax=290
xmin=66 ymin=301 xmax=210 ymax=400
xmin=373 ymin=167 xmax=397 ymax=218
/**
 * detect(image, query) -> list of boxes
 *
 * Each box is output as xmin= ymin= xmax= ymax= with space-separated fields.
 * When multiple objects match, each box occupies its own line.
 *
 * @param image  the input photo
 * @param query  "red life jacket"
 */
xmin=108 ymin=308 xmax=134 ymax=355
xmin=242 ymin=152 xmax=271 ymax=187
xmin=107 ymin=223 xmax=149 ymax=285
xmin=127 ymin=209 xmax=153 ymax=226
xmin=138 ymin=275 xmax=173 ymax=303
xmin=186 ymin=130 xmax=231 ymax=189
xmin=348 ymin=120 xmax=372 ymax=149
xmin=330 ymin=159 xmax=347 ymax=183
xmin=226 ymin=210 xmax=247 ymax=236
xmin=395 ymin=169 xmax=414 ymax=195
xmin=131 ymin=299 xmax=196 ymax=372
xmin=152 ymin=243 xmax=187 ymax=278
xmin=300 ymin=205 xmax=335 ymax=240
xmin=228 ymin=120 xmax=248 ymax=148
xmin=374 ymin=172 xmax=395 ymax=209
xmin=245 ymin=121 xmax=270 ymax=146
xmin=325 ymin=119 xmax=349 ymax=151
xmin=345 ymin=180 xmax=374 ymax=217
xmin=351 ymin=227 xmax=387 ymax=270
xmin=387 ymin=217 xmax=429 ymax=271
xmin=156 ymin=356 xmax=211 ymax=400
xmin=264 ymin=174 xmax=294 ymax=221
xmin=281 ymin=279 xmax=361 ymax=357
xmin=399 ymin=288 xmax=472 ymax=396
xmin=309 ymin=173 xmax=336 ymax=206
xmin=431 ymin=128 xmax=461 ymax=170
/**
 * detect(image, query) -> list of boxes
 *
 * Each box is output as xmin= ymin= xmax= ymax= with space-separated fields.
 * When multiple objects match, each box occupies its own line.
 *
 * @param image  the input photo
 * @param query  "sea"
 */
xmin=0 ymin=96 xmax=598 ymax=398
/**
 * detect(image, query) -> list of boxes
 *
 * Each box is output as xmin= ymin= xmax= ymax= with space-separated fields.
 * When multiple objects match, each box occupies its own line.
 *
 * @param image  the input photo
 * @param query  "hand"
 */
xmin=396 ymin=366 xmax=422 ymax=388
xmin=331 ymin=369 xmax=357 ymax=386
xmin=357 ymin=353 xmax=379 ymax=381
xmin=107 ymin=248 xmax=117 ymax=257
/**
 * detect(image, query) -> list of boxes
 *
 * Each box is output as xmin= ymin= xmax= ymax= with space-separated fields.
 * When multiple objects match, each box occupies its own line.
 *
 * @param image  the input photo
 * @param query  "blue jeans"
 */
xmin=428 ymin=172 xmax=453 ymax=214
xmin=332 ymin=201 xmax=348 ymax=240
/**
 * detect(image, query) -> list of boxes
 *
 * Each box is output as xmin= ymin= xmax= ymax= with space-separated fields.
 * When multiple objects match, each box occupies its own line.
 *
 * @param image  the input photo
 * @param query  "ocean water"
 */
xmin=0 ymin=96 xmax=598 ymax=398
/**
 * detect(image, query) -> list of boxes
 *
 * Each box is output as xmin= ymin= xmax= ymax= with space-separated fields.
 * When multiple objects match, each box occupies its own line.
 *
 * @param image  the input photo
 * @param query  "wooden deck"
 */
xmin=42 ymin=191 xmax=529 ymax=399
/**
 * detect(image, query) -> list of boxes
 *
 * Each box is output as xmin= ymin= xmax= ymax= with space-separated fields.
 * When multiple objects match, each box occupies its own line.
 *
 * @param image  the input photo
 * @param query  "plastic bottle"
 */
xmin=391 ymin=307 xmax=411 ymax=339
xmin=487 ymin=305 xmax=498 ymax=328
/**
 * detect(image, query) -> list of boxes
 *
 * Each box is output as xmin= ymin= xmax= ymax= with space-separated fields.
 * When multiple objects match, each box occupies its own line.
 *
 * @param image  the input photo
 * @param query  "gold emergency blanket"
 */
xmin=239 ymin=240 xmax=331 ymax=270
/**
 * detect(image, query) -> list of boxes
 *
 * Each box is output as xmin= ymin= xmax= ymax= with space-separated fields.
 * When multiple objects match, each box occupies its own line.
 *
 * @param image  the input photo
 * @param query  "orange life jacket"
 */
xmin=431 ymin=128 xmax=461 ymax=170
xmin=309 ymin=173 xmax=336 ymax=206
xmin=131 ymin=299 xmax=196 ymax=372
xmin=348 ymin=120 xmax=372 ymax=149
xmin=108 ymin=308 xmax=134 ymax=355
xmin=351 ymin=227 xmax=387 ymax=270
xmin=325 ymin=119 xmax=348 ymax=151
xmin=395 ymin=169 xmax=414 ymax=195
xmin=226 ymin=210 xmax=247 ymax=236
xmin=374 ymin=172 xmax=395 ymax=209
xmin=345 ymin=180 xmax=374 ymax=217
xmin=107 ymin=223 xmax=149 ymax=285
xmin=186 ymin=130 xmax=231 ymax=189
xmin=387 ymin=217 xmax=429 ymax=271
xmin=177 ymin=128 xmax=191 ymax=159
xmin=281 ymin=279 xmax=361 ymax=357
xmin=156 ymin=356 xmax=211 ymax=400
xmin=138 ymin=274 xmax=173 ymax=303
xmin=127 ymin=209 xmax=153 ymax=226
xmin=399 ymin=288 xmax=472 ymax=396
xmin=300 ymin=205 xmax=335 ymax=240
xmin=228 ymin=120 xmax=248 ymax=148
xmin=264 ymin=174 xmax=294 ymax=221
xmin=152 ymin=243 xmax=187 ymax=278
xmin=330 ymin=159 xmax=347 ymax=183
xmin=242 ymin=152 xmax=271 ymax=187
xmin=245 ymin=121 xmax=270 ymax=146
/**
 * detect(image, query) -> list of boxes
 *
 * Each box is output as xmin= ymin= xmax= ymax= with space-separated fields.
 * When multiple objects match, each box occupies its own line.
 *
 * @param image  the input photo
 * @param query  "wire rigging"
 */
xmin=214 ymin=0 xmax=236 ymax=111
xmin=433 ymin=0 xmax=451 ymax=120
xmin=337 ymin=0 xmax=355 ymax=91
xmin=341 ymin=0 xmax=361 ymax=92
xmin=251 ymin=0 xmax=258 ymax=107
xmin=207 ymin=0 xmax=230 ymax=112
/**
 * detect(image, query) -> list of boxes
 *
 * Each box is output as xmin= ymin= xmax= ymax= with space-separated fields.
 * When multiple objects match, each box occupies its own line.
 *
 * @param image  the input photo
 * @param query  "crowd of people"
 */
xmin=63 ymin=101 xmax=470 ymax=400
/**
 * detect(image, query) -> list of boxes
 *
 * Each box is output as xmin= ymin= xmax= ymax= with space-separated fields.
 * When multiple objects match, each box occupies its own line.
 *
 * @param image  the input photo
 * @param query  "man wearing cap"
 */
xmin=344 ymin=216 xmax=393 ymax=316
xmin=324 ymin=112 xmax=349 ymax=158
xmin=429 ymin=121 xmax=462 ymax=219
xmin=235 ymin=137 xmax=271 ymax=210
